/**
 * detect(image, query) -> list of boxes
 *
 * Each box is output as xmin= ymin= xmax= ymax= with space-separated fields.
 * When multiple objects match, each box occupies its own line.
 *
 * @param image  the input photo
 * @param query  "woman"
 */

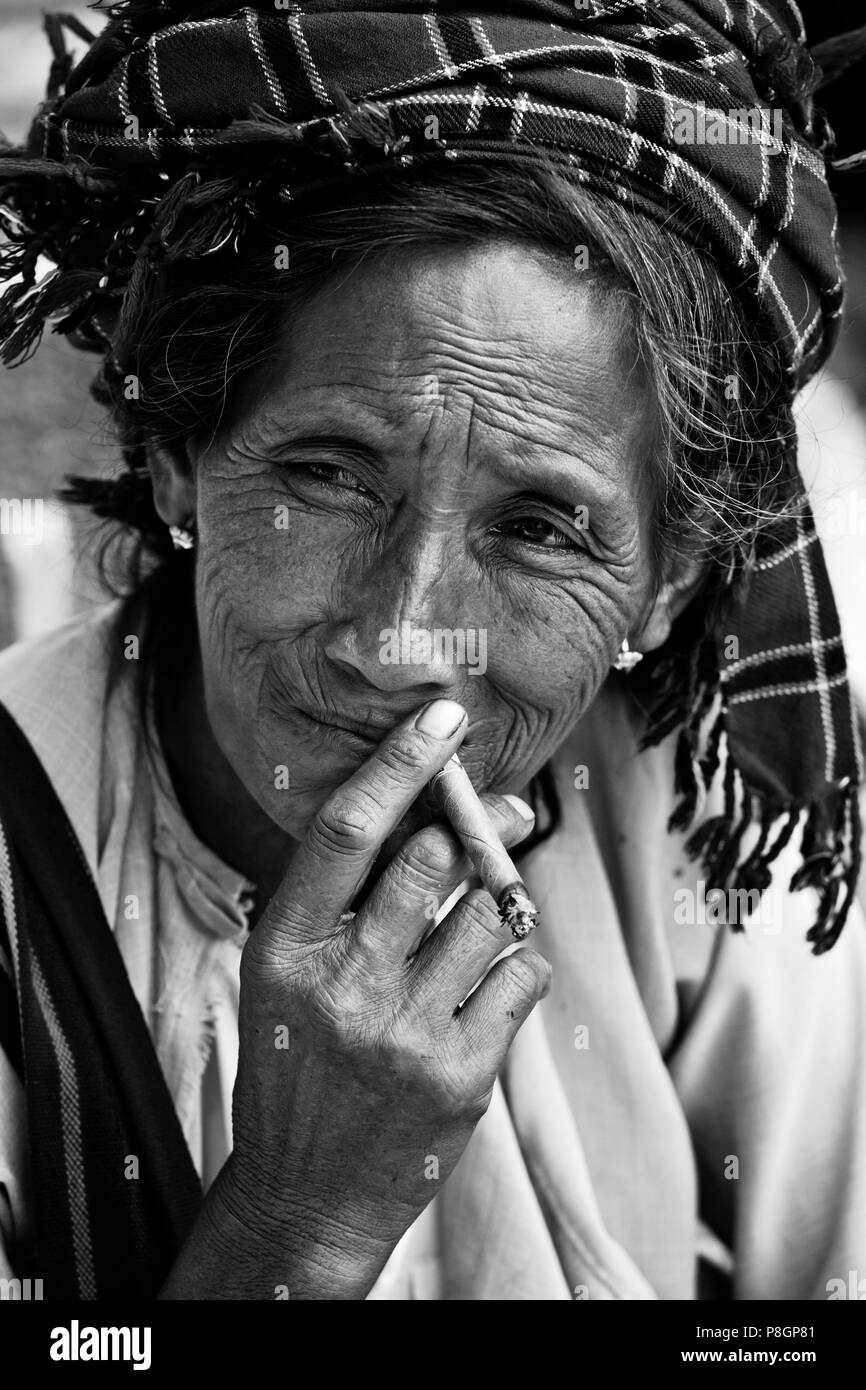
xmin=0 ymin=0 xmax=864 ymax=1301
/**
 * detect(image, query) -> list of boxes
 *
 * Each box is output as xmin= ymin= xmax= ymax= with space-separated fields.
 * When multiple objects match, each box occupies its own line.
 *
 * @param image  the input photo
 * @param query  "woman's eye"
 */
xmin=497 ymin=516 xmax=583 ymax=551
xmin=300 ymin=461 xmax=369 ymax=492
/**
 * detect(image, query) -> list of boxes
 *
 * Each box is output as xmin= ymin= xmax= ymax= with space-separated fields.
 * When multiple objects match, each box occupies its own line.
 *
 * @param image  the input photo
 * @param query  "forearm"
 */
xmin=159 ymin=1164 xmax=396 ymax=1301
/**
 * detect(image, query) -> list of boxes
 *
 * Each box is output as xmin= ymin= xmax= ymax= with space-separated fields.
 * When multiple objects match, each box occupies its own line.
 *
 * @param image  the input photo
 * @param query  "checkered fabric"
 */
xmin=30 ymin=0 xmax=844 ymax=386
xmin=698 ymin=508 xmax=863 ymax=952
xmin=0 ymin=0 xmax=862 ymax=956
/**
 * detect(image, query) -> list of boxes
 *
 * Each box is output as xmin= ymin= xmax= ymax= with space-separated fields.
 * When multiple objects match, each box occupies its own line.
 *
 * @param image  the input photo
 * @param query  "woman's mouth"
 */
xmin=290 ymin=702 xmax=393 ymax=753
xmin=290 ymin=701 xmax=476 ymax=761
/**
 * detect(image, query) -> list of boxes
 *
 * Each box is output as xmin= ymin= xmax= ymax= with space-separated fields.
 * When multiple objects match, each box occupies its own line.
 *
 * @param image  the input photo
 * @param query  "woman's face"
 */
xmin=177 ymin=240 xmax=674 ymax=835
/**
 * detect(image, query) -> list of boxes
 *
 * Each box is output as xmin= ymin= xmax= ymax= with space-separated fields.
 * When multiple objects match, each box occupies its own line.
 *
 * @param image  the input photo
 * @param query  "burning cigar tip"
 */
xmin=497 ymin=883 xmax=540 ymax=941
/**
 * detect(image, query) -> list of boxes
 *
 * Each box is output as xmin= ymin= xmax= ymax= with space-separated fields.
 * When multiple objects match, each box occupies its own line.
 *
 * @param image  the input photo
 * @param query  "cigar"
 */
xmin=430 ymin=753 xmax=539 ymax=940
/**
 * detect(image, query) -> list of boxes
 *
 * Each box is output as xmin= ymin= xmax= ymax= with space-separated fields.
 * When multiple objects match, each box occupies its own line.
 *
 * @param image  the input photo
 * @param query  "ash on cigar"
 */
xmin=498 ymin=887 xmax=539 ymax=941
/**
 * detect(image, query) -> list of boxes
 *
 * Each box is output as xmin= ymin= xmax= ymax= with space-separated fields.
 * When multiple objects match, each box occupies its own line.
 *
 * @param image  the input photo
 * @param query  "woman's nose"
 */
xmin=324 ymin=524 xmax=488 ymax=693
xmin=324 ymin=618 xmax=470 ymax=693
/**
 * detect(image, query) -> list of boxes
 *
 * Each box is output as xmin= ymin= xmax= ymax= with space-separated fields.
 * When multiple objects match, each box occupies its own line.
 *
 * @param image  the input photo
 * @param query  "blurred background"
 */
xmin=0 ymin=0 xmax=864 ymax=704
xmin=0 ymin=0 xmax=114 ymax=648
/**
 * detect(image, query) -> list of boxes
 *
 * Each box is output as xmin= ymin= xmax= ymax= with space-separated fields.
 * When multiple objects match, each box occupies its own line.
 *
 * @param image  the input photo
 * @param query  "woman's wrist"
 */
xmin=159 ymin=1161 xmax=398 ymax=1300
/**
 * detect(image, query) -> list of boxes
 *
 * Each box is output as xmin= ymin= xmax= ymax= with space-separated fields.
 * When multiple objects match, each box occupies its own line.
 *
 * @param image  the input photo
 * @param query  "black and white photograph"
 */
xmin=1 ymin=0 xmax=865 ymax=1356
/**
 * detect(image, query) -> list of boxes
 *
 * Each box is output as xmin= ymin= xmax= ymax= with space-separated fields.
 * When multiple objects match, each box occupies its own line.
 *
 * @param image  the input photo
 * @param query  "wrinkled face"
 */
xmin=186 ymin=240 xmax=662 ymax=834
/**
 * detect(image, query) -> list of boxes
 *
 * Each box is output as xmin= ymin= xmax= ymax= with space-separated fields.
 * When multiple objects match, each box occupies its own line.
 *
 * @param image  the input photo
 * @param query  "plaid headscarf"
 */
xmin=0 ymin=0 xmax=864 ymax=956
xmin=2 ymin=0 xmax=854 ymax=384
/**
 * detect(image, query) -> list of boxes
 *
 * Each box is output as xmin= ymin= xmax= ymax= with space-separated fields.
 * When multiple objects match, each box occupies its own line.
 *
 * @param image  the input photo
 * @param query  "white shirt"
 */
xmin=1 ymin=602 xmax=865 ymax=1299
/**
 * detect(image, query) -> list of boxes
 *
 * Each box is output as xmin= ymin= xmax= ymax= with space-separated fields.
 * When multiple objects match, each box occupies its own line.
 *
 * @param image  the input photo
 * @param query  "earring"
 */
xmin=613 ymin=638 xmax=643 ymax=673
xmin=169 ymin=521 xmax=195 ymax=551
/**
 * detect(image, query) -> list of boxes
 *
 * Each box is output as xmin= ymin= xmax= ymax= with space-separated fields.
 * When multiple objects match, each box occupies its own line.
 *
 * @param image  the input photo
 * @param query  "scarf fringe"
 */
xmin=640 ymin=620 xmax=862 ymax=952
xmin=0 ymin=154 xmax=261 ymax=368
xmin=666 ymin=704 xmax=862 ymax=954
xmin=0 ymin=91 xmax=401 ymax=368
xmin=0 ymin=265 xmax=105 ymax=367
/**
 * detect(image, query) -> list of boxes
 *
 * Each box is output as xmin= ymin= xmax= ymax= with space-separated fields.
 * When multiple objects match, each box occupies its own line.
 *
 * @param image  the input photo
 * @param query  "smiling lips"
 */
xmin=293 ymin=703 xmax=402 ymax=747
xmin=295 ymin=702 xmax=474 ymax=749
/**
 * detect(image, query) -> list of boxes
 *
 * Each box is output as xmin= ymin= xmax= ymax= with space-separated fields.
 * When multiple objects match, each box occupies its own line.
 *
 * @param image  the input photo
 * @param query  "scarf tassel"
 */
xmin=674 ymin=708 xmax=862 ymax=952
xmin=794 ymin=783 xmax=862 ymax=955
xmin=223 ymin=93 xmax=410 ymax=169
xmin=137 ymin=169 xmax=265 ymax=264
xmin=0 ymin=157 xmax=265 ymax=369
xmin=667 ymin=649 xmax=730 ymax=833
xmin=667 ymin=723 xmax=700 ymax=832
xmin=0 ymin=266 xmax=104 ymax=366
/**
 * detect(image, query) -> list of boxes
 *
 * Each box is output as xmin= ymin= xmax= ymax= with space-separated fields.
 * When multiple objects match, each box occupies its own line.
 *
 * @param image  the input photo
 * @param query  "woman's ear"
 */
xmin=635 ymin=549 xmax=706 ymax=656
xmin=147 ymin=440 xmax=196 ymax=528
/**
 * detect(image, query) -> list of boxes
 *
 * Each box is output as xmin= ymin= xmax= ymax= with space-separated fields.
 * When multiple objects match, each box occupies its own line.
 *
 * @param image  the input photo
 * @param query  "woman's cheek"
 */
xmin=495 ymin=563 xmax=632 ymax=695
xmin=473 ymin=561 xmax=643 ymax=788
xmin=192 ymin=506 xmax=319 ymax=717
xmin=197 ymin=491 xmax=346 ymax=635
xmin=194 ymin=495 xmax=363 ymax=715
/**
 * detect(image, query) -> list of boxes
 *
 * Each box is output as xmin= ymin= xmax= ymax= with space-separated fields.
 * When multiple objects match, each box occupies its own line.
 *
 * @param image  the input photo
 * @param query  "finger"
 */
xmin=407 ymin=885 xmax=523 ymax=1007
xmin=259 ymin=698 xmax=467 ymax=946
xmin=454 ymin=945 xmax=551 ymax=1066
xmin=354 ymin=794 xmax=536 ymax=966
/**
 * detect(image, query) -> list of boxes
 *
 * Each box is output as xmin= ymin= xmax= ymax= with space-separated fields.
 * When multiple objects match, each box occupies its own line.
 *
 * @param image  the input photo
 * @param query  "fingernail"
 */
xmin=414 ymin=699 xmax=467 ymax=739
xmin=502 ymin=794 xmax=535 ymax=822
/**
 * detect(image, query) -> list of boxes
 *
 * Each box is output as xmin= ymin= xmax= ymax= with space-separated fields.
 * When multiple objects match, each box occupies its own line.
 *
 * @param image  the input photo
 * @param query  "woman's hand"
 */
xmin=162 ymin=698 xmax=550 ymax=1299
